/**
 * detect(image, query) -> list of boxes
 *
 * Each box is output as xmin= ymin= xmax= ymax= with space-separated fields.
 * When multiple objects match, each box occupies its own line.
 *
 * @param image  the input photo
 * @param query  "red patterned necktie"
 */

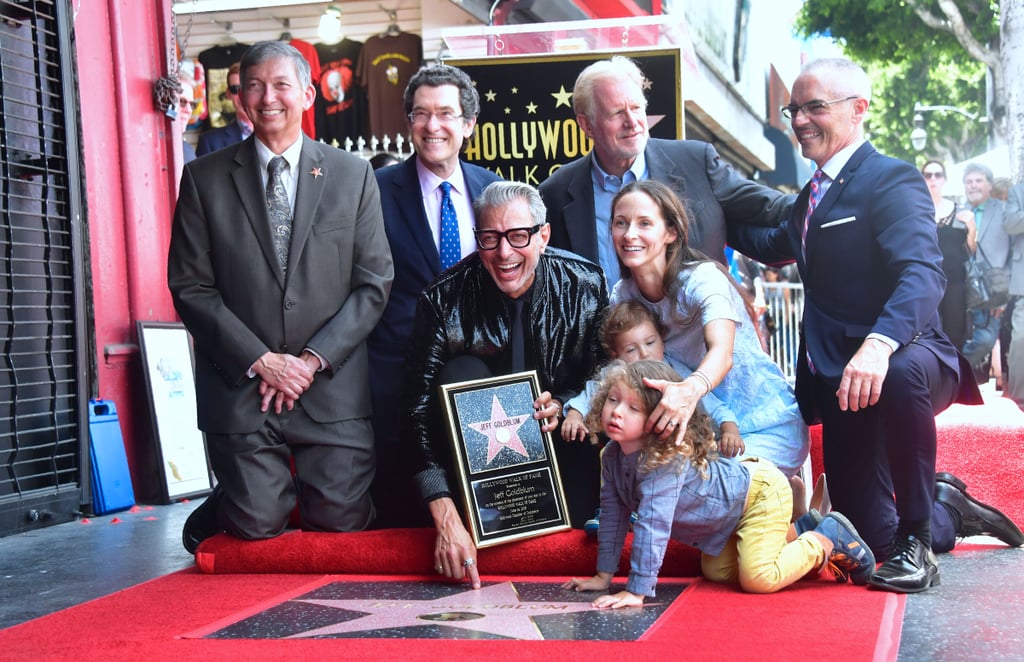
xmin=801 ymin=169 xmax=826 ymax=261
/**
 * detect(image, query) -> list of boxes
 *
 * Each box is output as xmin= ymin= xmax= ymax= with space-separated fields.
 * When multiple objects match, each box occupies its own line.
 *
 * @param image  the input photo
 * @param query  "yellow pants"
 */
xmin=701 ymin=458 xmax=824 ymax=593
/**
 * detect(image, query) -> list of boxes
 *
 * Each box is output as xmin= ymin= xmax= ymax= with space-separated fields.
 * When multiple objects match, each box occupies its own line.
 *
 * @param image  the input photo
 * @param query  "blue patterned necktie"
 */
xmin=439 ymin=181 xmax=460 ymax=270
xmin=267 ymin=156 xmax=292 ymax=275
xmin=801 ymin=169 xmax=826 ymax=261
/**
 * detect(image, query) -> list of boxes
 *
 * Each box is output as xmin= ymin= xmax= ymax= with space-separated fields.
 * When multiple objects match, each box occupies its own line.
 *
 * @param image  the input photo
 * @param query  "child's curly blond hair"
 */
xmin=583 ymin=359 xmax=717 ymax=475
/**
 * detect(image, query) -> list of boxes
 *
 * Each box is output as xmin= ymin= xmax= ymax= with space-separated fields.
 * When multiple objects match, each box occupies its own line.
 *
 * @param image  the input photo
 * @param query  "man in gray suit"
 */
xmin=168 ymin=41 xmax=393 ymax=553
xmin=538 ymin=56 xmax=793 ymax=285
xmin=960 ymin=163 xmax=1010 ymax=381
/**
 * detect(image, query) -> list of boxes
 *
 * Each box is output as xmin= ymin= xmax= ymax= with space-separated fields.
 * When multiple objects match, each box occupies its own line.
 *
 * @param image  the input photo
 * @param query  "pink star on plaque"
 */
xmin=469 ymin=395 xmax=530 ymax=464
xmin=309 ymin=167 xmax=323 ymax=179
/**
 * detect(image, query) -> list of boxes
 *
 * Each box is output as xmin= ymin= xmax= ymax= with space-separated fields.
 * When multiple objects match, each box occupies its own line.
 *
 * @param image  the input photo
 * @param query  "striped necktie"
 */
xmin=801 ymin=169 xmax=827 ymax=260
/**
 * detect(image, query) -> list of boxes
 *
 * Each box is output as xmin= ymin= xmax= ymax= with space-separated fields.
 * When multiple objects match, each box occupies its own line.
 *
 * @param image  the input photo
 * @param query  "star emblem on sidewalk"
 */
xmin=288 ymin=582 xmax=599 ymax=640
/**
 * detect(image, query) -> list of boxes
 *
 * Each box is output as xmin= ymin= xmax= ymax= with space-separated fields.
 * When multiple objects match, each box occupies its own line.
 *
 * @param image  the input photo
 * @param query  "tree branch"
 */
xmin=906 ymin=0 xmax=999 ymax=69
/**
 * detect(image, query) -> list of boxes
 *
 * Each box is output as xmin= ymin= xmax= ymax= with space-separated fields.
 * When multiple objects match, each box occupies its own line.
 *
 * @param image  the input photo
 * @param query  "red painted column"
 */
xmin=74 ymin=0 xmax=183 ymax=501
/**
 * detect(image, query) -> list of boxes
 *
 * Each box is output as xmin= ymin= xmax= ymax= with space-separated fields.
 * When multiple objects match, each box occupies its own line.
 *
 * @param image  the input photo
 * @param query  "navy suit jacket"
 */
xmin=196 ymin=120 xmax=245 ymax=157
xmin=538 ymin=139 xmax=793 ymax=266
xmin=728 ymin=142 xmax=979 ymax=420
xmin=368 ymin=156 xmax=502 ymax=438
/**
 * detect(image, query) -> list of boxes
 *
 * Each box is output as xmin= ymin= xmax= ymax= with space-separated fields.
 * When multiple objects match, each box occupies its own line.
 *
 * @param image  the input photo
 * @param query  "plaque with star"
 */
xmin=440 ymin=371 xmax=571 ymax=548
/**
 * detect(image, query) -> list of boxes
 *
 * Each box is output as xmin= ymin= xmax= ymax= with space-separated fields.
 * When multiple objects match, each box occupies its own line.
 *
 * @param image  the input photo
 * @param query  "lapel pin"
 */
xmin=309 ymin=167 xmax=323 ymax=179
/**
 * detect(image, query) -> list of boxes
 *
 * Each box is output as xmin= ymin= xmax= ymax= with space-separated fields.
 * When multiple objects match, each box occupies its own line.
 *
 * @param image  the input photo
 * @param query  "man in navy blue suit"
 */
xmin=196 ymin=62 xmax=253 ymax=157
xmin=729 ymin=58 xmax=1022 ymax=593
xmin=369 ymin=64 xmax=501 ymax=527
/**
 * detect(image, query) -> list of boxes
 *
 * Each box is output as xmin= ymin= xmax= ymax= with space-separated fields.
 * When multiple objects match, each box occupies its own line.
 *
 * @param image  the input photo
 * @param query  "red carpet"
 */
xmin=807 ymin=391 xmax=1023 ymax=527
xmin=0 ymin=568 xmax=900 ymax=661
xmin=195 ymin=527 xmax=701 ymax=576
xmin=4 ymin=391 xmax=1018 ymax=660
xmin=933 ymin=394 xmax=1024 ymax=526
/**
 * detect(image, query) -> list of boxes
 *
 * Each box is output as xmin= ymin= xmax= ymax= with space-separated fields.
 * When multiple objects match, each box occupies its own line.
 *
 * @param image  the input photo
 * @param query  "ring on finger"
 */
xmin=463 ymin=558 xmax=475 ymax=567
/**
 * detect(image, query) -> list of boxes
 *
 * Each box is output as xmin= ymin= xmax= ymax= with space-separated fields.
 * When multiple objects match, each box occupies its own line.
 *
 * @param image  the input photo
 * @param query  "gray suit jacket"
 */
xmin=538 ymin=138 xmax=794 ymax=266
xmin=168 ymin=136 xmax=394 ymax=435
xmin=974 ymin=196 xmax=1011 ymax=274
xmin=1003 ymin=184 xmax=1024 ymax=296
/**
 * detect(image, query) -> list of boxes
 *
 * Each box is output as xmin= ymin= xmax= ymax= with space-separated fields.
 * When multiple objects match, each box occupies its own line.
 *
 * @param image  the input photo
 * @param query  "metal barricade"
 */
xmin=760 ymin=281 xmax=804 ymax=383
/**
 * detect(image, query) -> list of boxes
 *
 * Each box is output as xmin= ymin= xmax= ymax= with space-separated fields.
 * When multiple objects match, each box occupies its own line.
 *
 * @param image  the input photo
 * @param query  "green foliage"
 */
xmin=796 ymin=0 xmax=994 ymax=163
xmin=864 ymin=56 xmax=987 ymax=163
xmin=796 ymin=0 xmax=998 ymax=62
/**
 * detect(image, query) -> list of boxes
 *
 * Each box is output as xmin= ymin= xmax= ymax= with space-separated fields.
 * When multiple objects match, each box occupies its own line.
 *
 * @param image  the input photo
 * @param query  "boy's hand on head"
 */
xmin=560 ymin=409 xmax=589 ymax=442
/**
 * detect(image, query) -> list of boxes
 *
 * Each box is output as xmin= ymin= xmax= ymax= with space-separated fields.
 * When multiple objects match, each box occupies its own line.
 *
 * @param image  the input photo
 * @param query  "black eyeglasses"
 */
xmin=408 ymin=110 xmax=464 ymax=125
xmin=474 ymin=225 xmax=543 ymax=250
xmin=780 ymin=96 xmax=859 ymax=120
xmin=227 ymin=84 xmax=241 ymax=95
xmin=922 ymin=171 xmax=946 ymax=180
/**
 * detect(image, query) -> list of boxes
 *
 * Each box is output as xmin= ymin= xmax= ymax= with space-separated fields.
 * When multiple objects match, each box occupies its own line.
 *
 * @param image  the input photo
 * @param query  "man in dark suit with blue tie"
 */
xmin=196 ymin=62 xmax=253 ymax=157
xmin=369 ymin=64 xmax=501 ymax=527
xmin=729 ymin=58 xmax=1022 ymax=593
xmin=169 ymin=41 xmax=393 ymax=553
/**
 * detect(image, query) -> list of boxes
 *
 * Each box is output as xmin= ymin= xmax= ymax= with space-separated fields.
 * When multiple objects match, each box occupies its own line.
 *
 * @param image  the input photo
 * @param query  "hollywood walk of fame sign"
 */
xmin=186 ymin=579 xmax=692 ymax=641
xmin=448 ymin=49 xmax=682 ymax=186
xmin=440 ymin=371 xmax=571 ymax=547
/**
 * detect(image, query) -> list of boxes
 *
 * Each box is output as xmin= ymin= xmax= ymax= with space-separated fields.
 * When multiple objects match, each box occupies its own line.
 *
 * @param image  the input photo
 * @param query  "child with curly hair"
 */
xmin=562 ymin=360 xmax=875 ymax=607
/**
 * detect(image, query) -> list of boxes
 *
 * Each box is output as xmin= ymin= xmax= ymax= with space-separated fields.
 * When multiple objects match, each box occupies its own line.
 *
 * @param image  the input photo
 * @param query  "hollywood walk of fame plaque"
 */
xmin=185 ymin=579 xmax=692 ymax=641
xmin=440 ymin=371 xmax=571 ymax=548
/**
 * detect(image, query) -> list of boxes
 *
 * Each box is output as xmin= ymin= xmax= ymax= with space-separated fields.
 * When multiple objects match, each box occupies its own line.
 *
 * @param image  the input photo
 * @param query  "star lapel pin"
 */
xmin=309 ymin=167 xmax=323 ymax=179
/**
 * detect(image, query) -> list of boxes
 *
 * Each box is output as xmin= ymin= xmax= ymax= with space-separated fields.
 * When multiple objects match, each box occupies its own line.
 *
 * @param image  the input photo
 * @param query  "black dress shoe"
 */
xmin=867 ymin=535 xmax=940 ymax=594
xmin=935 ymin=472 xmax=1024 ymax=547
xmin=182 ymin=486 xmax=223 ymax=554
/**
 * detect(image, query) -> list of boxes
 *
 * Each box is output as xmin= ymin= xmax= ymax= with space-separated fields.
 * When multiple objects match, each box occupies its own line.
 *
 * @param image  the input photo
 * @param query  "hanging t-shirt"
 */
xmin=356 ymin=32 xmax=422 ymax=143
xmin=289 ymin=38 xmax=321 ymax=140
xmin=197 ymin=43 xmax=250 ymax=129
xmin=314 ymin=38 xmax=367 ymax=148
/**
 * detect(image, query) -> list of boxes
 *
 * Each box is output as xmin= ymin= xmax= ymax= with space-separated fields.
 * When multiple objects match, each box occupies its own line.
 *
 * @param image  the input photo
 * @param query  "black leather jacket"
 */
xmin=404 ymin=247 xmax=609 ymax=510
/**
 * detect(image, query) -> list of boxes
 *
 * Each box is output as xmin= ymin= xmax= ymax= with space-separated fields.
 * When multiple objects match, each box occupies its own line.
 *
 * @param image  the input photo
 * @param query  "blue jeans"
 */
xmin=962 ymin=308 xmax=999 ymax=367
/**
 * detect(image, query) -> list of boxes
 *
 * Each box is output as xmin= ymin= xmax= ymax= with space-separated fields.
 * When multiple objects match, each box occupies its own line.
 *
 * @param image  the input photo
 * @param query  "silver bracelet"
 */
xmin=690 ymin=370 xmax=713 ymax=396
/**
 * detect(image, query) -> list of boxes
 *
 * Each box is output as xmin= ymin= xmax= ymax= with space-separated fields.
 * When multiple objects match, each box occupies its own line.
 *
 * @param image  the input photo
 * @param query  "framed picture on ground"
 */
xmin=439 ymin=370 xmax=571 ymax=548
xmin=137 ymin=321 xmax=212 ymax=503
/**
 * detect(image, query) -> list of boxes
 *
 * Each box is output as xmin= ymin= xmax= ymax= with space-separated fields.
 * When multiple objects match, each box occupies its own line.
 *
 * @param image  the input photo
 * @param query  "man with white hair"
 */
xmin=539 ymin=55 xmax=793 ymax=286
